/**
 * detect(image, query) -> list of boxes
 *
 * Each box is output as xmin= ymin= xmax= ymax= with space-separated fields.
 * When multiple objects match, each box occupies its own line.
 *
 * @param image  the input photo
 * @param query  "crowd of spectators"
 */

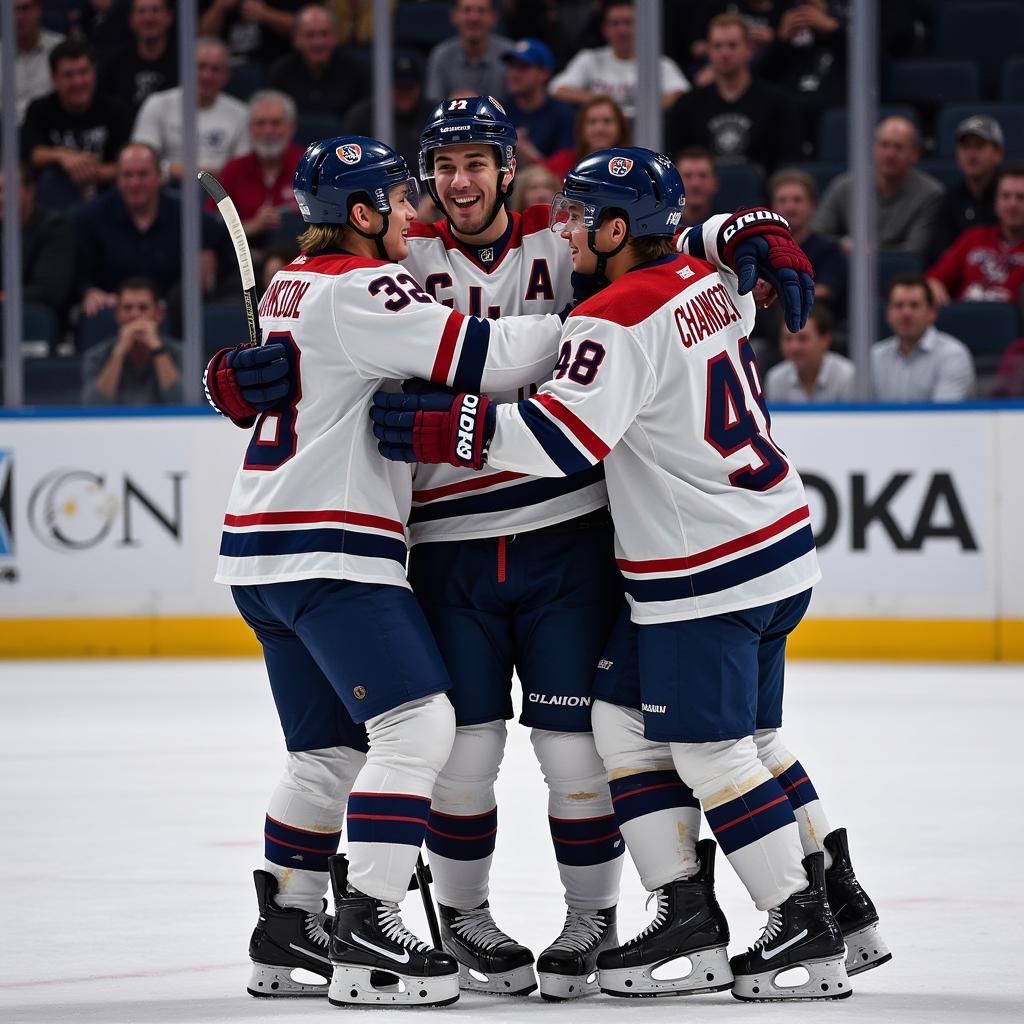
xmin=3 ymin=0 xmax=1024 ymax=405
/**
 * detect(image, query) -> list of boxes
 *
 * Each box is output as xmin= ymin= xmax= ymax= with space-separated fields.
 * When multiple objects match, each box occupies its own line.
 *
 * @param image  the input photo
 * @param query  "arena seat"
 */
xmin=935 ymin=2 xmax=1024 ymax=96
xmin=224 ymin=62 xmax=266 ymax=101
xmin=936 ymin=301 xmax=1019 ymax=375
xmin=887 ymin=59 xmax=980 ymax=107
xmin=295 ymin=113 xmax=345 ymax=147
xmin=395 ymin=2 xmax=457 ymax=54
xmin=816 ymin=106 xmax=919 ymax=163
xmin=935 ymin=103 xmax=1024 ymax=157
xmin=76 ymin=307 xmax=118 ymax=352
xmin=1001 ymin=56 xmax=1024 ymax=100
xmin=878 ymin=253 xmax=923 ymax=294
xmin=712 ymin=165 xmax=765 ymax=213
xmin=203 ymin=303 xmax=252 ymax=361
xmin=24 ymin=356 xmax=84 ymax=405
xmin=0 ymin=304 xmax=59 ymax=353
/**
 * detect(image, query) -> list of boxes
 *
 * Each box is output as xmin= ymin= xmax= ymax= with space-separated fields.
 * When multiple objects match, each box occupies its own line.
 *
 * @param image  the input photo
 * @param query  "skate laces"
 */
xmin=376 ymin=901 xmax=432 ymax=953
xmin=303 ymin=910 xmax=330 ymax=949
xmin=632 ymin=889 xmax=670 ymax=943
xmin=749 ymin=906 xmax=784 ymax=952
xmin=546 ymin=909 xmax=606 ymax=953
xmin=450 ymin=907 xmax=516 ymax=951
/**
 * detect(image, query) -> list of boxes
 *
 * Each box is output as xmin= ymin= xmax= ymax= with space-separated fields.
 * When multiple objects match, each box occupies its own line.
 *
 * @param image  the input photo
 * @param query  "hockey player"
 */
xmin=205 ymin=136 xmax=572 ymax=1007
xmin=371 ymin=147 xmax=889 ymax=1002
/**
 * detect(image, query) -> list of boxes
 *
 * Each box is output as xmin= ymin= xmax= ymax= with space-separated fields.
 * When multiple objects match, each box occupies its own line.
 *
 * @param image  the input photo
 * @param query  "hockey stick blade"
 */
xmin=198 ymin=170 xmax=261 ymax=346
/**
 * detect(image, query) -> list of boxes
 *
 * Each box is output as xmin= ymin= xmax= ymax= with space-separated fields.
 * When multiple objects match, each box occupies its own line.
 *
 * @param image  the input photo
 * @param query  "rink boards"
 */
xmin=0 ymin=403 xmax=1022 ymax=660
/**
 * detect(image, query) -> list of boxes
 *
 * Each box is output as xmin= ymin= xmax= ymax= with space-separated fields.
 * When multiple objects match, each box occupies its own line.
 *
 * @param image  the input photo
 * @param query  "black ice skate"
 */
xmin=536 ymin=905 xmax=617 ymax=1001
xmin=824 ymin=827 xmax=892 ymax=976
xmin=731 ymin=852 xmax=852 ymax=1002
xmin=326 ymin=855 xmax=459 ymax=1007
xmin=597 ymin=839 xmax=733 ymax=998
xmin=247 ymin=869 xmax=332 ymax=997
xmin=439 ymin=901 xmax=537 ymax=995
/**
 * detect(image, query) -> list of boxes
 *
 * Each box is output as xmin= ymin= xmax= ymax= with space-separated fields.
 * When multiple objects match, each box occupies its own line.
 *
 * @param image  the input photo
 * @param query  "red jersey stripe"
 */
xmin=429 ymin=309 xmax=466 ymax=384
xmin=616 ymin=505 xmax=811 ymax=574
xmin=533 ymin=393 xmax=610 ymax=461
xmin=412 ymin=470 xmax=528 ymax=503
xmin=223 ymin=509 xmax=405 ymax=535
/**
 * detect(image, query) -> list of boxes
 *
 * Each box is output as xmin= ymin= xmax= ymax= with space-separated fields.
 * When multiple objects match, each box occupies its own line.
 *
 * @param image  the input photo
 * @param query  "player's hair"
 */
xmin=573 ymin=95 xmax=631 ymax=160
xmin=49 ymin=39 xmax=95 ymax=74
xmin=249 ymin=89 xmax=297 ymax=123
xmin=297 ymin=223 xmax=348 ymax=253
xmin=996 ymin=163 xmax=1024 ymax=188
xmin=708 ymin=12 xmax=751 ymax=43
xmin=117 ymin=276 xmax=160 ymax=304
xmin=595 ymin=208 xmax=677 ymax=262
xmin=886 ymin=273 xmax=934 ymax=307
xmin=768 ymin=168 xmax=818 ymax=203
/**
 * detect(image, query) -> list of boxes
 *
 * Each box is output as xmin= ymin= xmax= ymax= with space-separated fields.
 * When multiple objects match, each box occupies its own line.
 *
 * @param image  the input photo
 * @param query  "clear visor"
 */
xmin=388 ymin=176 xmax=420 ymax=211
xmin=549 ymin=193 xmax=587 ymax=233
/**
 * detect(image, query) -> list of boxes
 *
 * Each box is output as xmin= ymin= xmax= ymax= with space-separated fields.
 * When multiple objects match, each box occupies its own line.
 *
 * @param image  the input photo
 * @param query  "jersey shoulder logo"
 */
xmin=337 ymin=143 xmax=362 ymax=165
xmin=608 ymin=156 xmax=633 ymax=177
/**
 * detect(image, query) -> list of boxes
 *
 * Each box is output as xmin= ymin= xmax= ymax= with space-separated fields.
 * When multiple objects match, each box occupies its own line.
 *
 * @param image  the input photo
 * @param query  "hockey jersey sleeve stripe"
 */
xmin=533 ymin=393 xmax=611 ymax=461
xmin=451 ymin=316 xmax=491 ymax=392
xmin=412 ymin=470 xmax=528 ymax=503
xmin=429 ymin=308 xmax=467 ymax=385
xmin=224 ymin=509 xmax=406 ymax=535
xmin=518 ymin=399 xmax=597 ymax=475
xmin=622 ymin=524 xmax=815 ymax=602
xmin=409 ymin=466 xmax=604 ymax=522
xmin=219 ymin=526 xmax=407 ymax=562
xmin=678 ymin=222 xmax=708 ymax=262
xmin=616 ymin=505 xmax=811 ymax=574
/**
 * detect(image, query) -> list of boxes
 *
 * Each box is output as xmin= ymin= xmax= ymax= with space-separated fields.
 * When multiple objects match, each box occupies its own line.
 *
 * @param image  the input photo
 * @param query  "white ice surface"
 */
xmin=2 ymin=659 xmax=1022 ymax=1024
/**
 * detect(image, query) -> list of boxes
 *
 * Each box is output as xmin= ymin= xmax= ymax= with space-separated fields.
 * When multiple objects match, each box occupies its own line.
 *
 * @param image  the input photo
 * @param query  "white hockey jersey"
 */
xmin=402 ymin=206 xmax=609 ymax=543
xmin=216 ymin=250 xmax=565 ymax=588
xmin=485 ymin=251 xmax=821 ymax=623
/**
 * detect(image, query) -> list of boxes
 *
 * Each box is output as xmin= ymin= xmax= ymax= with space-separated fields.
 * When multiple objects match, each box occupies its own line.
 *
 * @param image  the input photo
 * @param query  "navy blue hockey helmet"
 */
xmin=419 ymin=96 xmax=517 ymax=235
xmin=550 ymin=147 xmax=686 ymax=238
xmin=293 ymin=136 xmax=418 ymax=226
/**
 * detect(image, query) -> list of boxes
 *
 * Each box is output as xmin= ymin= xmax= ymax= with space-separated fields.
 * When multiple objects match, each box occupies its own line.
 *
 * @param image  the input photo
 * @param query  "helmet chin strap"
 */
xmin=586 ymin=227 xmax=629 ymax=283
xmin=349 ymin=212 xmax=391 ymax=259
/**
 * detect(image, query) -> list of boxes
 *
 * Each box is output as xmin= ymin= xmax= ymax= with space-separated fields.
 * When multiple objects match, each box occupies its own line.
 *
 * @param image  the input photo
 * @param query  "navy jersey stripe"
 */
xmin=519 ymin=400 xmax=594 ymax=475
xmin=622 ymin=525 xmax=814 ymax=602
xmin=409 ymin=464 xmax=604 ymax=523
xmin=452 ymin=317 xmax=491 ymax=392
xmin=220 ymin=527 xmax=407 ymax=562
xmin=683 ymin=222 xmax=708 ymax=262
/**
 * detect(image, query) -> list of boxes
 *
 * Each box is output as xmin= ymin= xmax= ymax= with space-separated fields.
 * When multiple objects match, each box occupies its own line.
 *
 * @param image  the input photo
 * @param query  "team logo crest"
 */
xmin=337 ymin=143 xmax=362 ymax=165
xmin=608 ymin=156 xmax=633 ymax=177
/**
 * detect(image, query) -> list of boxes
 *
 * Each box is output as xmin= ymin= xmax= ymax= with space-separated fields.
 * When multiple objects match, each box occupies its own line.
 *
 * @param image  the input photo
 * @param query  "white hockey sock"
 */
xmin=425 ymin=720 xmax=507 ymax=910
xmin=532 ymin=727 xmax=624 ymax=910
xmin=755 ymin=729 xmax=834 ymax=868
xmin=671 ymin=736 xmax=806 ymax=912
xmin=346 ymin=694 xmax=455 ymax=903
xmin=592 ymin=700 xmax=703 ymax=891
xmin=263 ymin=745 xmax=365 ymax=913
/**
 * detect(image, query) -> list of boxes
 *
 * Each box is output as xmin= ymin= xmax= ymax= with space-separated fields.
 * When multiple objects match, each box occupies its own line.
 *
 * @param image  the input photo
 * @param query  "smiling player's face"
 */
xmin=432 ymin=145 xmax=512 ymax=237
xmin=382 ymin=182 xmax=419 ymax=261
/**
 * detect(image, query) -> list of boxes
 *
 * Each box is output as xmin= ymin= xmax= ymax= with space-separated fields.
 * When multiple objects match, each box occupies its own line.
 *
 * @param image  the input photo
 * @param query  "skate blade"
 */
xmin=599 ymin=945 xmax=733 ymax=998
xmin=328 ymin=963 xmax=460 ymax=1007
xmin=844 ymin=921 xmax=893 ymax=976
xmin=538 ymin=968 xmax=599 ymax=1002
xmin=732 ymin=955 xmax=852 ymax=1002
xmin=457 ymin=960 xmax=538 ymax=996
xmin=247 ymin=960 xmax=330 ymax=997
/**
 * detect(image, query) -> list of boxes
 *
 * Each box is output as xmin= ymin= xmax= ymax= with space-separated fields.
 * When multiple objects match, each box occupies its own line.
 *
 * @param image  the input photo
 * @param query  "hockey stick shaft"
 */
xmin=198 ymin=170 xmax=261 ymax=346
xmin=415 ymin=853 xmax=442 ymax=949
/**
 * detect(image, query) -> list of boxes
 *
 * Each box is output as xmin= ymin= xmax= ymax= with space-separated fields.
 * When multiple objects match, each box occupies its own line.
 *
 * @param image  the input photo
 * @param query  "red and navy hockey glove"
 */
xmin=203 ymin=342 xmax=292 ymax=428
xmin=718 ymin=208 xmax=815 ymax=332
xmin=370 ymin=390 xmax=495 ymax=470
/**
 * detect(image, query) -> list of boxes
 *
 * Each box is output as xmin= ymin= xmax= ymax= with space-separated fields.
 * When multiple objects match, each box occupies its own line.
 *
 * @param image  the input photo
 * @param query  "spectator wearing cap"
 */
xmin=213 ymin=91 xmax=305 ymax=246
xmin=812 ymin=116 xmax=943 ymax=258
xmin=769 ymin=167 xmax=845 ymax=312
xmin=20 ymin=40 xmax=132 ymax=209
xmin=425 ymin=0 xmax=512 ymax=103
xmin=132 ymin=37 xmax=249 ymax=183
xmin=344 ymin=51 xmax=434 ymax=175
xmin=873 ymin=274 xmax=974 ymax=402
xmin=665 ymin=13 xmax=798 ymax=173
xmin=0 ymin=0 xmax=65 ymax=124
xmin=501 ymin=39 xmax=576 ymax=164
xmin=551 ymin=0 xmax=689 ymax=121
xmin=765 ymin=305 xmax=854 ymax=405
xmin=675 ymin=147 xmax=719 ymax=228
xmin=99 ymin=0 xmax=178 ymax=117
xmin=927 ymin=115 xmax=1004 ymax=263
xmin=269 ymin=4 xmax=365 ymax=119
xmin=927 ymin=165 xmax=1024 ymax=308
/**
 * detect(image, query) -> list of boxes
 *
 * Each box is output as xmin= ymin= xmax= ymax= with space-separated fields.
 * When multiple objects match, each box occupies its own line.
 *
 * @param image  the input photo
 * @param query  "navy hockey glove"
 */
xmin=718 ymin=208 xmax=815 ymax=332
xmin=204 ymin=342 xmax=292 ymax=428
xmin=370 ymin=390 xmax=495 ymax=470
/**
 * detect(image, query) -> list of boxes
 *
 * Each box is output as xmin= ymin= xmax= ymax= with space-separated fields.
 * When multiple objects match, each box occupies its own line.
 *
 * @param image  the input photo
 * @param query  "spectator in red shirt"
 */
xmin=927 ymin=165 xmax=1024 ymax=307
xmin=212 ymin=89 xmax=304 ymax=247
xmin=545 ymin=95 xmax=630 ymax=182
